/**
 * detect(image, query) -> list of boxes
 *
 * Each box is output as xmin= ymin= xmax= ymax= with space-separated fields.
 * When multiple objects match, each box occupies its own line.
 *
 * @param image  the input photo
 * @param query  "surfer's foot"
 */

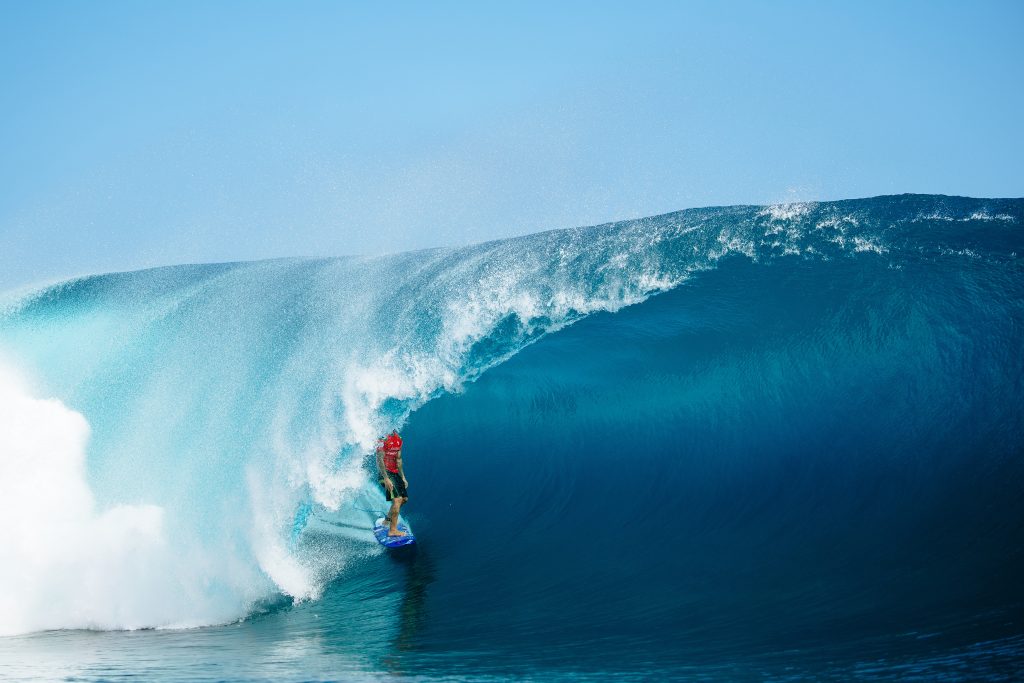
xmin=387 ymin=529 xmax=407 ymax=537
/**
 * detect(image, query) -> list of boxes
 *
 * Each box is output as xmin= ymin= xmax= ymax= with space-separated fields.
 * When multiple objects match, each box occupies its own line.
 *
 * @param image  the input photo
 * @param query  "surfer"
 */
xmin=376 ymin=430 xmax=409 ymax=537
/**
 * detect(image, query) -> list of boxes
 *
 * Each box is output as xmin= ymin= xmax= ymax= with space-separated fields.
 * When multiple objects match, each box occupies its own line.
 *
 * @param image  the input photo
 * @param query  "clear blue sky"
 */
xmin=1 ymin=1 xmax=1022 ymax=290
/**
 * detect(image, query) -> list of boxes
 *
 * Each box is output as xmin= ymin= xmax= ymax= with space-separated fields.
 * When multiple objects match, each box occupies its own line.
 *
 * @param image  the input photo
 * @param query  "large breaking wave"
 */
xmin=0 ymin=193 xmax=1021 ymax=668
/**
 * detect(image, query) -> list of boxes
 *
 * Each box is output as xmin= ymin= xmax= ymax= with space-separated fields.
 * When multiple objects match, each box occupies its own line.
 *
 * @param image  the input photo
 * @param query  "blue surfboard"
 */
xmin=373 ymin=517 xmax=416 ymax=548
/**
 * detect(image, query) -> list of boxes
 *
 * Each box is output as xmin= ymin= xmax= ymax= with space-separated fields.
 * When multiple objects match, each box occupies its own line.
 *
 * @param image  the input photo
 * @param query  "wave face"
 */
xmin=0 ymin=194 xmax=1022 ymax=677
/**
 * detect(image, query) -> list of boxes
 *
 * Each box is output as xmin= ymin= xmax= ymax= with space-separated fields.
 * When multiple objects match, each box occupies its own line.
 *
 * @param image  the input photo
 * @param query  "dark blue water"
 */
xmin=0 ymin=194 xmax=1022 ymax=680
xmin=392 ymin=247 xmax=1024 ymax=678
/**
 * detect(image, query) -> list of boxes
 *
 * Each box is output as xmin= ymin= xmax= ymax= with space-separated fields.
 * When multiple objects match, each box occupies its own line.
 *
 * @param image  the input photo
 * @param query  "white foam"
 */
xmin=710 ymin=232 xmax=757 ymax=260
xmin=967 ymin=211 xmax=1014 ymax=222
xmin=759 ymin=202 xmax=816 ymax=222
xmin=0 ymin=364 xmax=267 ymax=636
xmin=937 ymin=247 xmax=982 ymax=259
xmin=852 ymin=236 xmax=888 ymax=254
xmin=915 ymin=211 xmax=1014 ymax=223
xmin=916 ymin=212 xmax=955 ymax=222
xmin=814 ymin=215 xmax=859 ymax=232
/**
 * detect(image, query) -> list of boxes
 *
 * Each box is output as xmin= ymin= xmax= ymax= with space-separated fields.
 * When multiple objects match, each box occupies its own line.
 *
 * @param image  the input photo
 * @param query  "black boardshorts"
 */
xmin=381 ymin=470 xmax=408 ymax=501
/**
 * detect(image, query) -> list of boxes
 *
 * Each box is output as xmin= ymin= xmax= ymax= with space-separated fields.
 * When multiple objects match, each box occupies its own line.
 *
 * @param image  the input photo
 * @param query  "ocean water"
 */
xmin=0 ymin=194 xmax=1021 ymax=681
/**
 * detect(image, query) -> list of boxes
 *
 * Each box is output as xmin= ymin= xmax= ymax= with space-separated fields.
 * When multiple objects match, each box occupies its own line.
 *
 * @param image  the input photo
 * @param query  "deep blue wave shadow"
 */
xmin=358 ymin=252 xmax=1024 ymax=676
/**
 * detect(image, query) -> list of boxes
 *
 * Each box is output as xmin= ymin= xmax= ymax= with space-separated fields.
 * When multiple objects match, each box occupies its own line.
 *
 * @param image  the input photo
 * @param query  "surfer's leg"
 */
xmin=388 ymin=498 xmax=400 ymax=527
xmin=388 ymin=498 xmax=406 ymax=536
